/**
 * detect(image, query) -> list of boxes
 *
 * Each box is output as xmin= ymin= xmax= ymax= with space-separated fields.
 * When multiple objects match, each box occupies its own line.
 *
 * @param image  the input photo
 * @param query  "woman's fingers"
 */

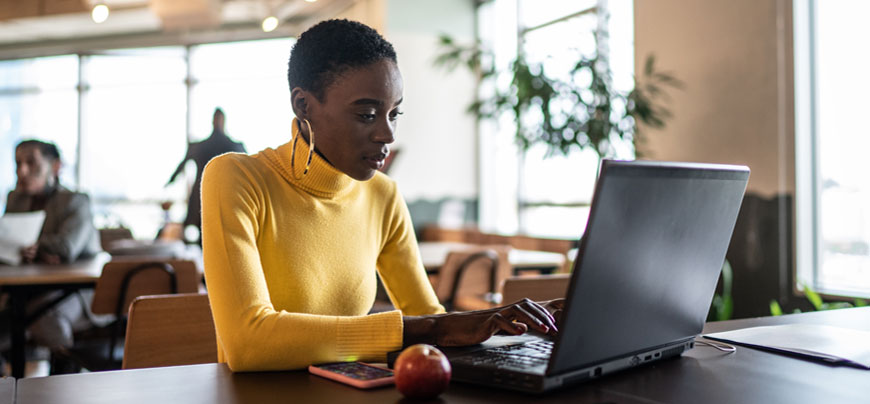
xmin=501 ymin=300 xmax=557 ymax=335
xmin=522 ymin=299 xmax=558 ymax=332
xmin=487 ymin=312 xmax=526 ymax=337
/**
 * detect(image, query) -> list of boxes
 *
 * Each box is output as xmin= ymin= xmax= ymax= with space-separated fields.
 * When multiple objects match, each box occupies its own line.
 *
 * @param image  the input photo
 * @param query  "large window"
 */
xmin=0 ymin=38 xmax=294 ymax=239
xmin=0 ymin=55 xmax=79 ymax=213
xmin=477 ymin=0 xmax=634 ymax=239
xmin=795 ymin=0 xmax=870 ymax=297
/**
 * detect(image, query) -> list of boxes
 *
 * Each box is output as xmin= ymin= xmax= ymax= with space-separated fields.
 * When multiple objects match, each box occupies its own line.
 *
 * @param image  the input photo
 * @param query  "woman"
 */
xmin=202 ymin=19 xmax=561 ymax=372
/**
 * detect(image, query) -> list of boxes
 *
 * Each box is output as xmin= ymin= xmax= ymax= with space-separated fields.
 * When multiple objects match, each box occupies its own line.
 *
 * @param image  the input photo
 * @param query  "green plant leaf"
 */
xmin=769 ymin=300 xmax=783 ymax=316
xmin=801 ymin=283 xmax=824 ymax=310
xmin=433 ymin=35 xmax=681 ymax=158
xmin=855 ymin=299 xmax=867 ymax=307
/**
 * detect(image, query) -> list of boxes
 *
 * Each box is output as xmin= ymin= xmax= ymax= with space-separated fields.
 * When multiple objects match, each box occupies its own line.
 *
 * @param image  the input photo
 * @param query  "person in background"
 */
xmin=6 ymin=140 xmax=100 ymax=264
xmin=4 ymin=139 xmax=101 ymax=354
xmin=167 ymin=108 xmax=246 ymax=243
xmin=201 ymin=19 xmax=562 ymax=372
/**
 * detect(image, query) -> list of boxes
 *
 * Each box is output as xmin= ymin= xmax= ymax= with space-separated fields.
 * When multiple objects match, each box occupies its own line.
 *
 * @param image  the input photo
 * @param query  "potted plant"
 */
xmin=434 ymin=34 xmax=681 ymax=159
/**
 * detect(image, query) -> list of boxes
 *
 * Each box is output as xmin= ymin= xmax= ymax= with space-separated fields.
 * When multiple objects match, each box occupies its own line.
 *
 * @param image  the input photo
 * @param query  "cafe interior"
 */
xmin=0 ymin=0 xmax=867 ymax=402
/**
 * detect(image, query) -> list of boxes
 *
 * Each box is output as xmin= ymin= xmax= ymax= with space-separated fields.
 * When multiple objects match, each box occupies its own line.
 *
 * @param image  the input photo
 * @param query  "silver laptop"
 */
xmin=432 ymin=160 xmax=750 ymax=393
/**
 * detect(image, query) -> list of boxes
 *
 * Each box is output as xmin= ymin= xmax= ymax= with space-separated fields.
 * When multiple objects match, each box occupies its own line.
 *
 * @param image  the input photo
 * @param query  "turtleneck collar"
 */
xmin=261 ymin=118 xmax=355 ymax=198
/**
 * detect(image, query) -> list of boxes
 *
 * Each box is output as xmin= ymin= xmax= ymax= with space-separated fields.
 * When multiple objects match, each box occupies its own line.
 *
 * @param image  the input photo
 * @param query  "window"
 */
xmin=477 ymin=0 xmax=634 ymax=238
xmin=81 ymin=47 xmax=188 ymax=237
xmin=189 ymin=39 xmax=293 ymax=154
xmin=0 ymin=38 xmax=295 ymax=238
xmin=0 ymin=56 xmax=79 ymax=212
xmin=795 ymin=0 xmax=870 ymax=297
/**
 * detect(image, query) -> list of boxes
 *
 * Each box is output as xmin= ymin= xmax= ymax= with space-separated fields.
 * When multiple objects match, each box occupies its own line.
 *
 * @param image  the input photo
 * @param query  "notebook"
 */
xmin=705 ymin=324 xmax=870 ymax=369
xmin=391 ymin=160 xmax=750 ymax=393
xmin=0 ymin=211 xmax=45 ymax=265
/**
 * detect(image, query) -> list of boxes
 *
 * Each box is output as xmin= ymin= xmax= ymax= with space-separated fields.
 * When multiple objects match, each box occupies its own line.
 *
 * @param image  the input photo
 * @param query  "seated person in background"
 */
xmin=6 ymin=140 xmax=101 ymax=264
xmin=201 ymin=19 xmax=562 ymax=372
xmin=4 ymin=139 xmax=101 ymax=350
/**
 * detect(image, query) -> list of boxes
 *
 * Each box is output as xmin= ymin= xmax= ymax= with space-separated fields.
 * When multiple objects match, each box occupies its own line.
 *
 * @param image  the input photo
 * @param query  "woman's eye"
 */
xmin=389 ymin=110 xmax=404 ymax=121
xmin=359 ymin=113 xmax=376 ymax=122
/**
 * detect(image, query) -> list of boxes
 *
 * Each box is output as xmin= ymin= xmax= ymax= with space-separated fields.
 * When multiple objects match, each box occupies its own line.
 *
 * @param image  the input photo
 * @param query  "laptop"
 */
xmin=391 ymin=160 xmax=750 ymax=393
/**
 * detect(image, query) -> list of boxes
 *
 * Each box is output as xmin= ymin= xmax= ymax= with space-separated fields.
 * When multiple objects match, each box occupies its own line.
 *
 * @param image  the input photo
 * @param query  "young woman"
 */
xmin=202 ymin=19 xmax=562 ymax=372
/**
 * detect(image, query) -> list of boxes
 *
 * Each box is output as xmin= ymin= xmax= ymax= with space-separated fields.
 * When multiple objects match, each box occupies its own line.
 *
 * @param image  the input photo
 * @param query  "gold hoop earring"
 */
xmin=291 ymin=118 xmax=315 ymax=180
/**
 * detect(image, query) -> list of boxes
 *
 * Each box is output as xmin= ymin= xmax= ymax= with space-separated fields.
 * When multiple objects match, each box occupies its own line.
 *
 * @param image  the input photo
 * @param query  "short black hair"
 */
xmin=287 ymin=19 xmax=397 ymax=101
xmin=16 ymin=139 xmax=60 ymax=162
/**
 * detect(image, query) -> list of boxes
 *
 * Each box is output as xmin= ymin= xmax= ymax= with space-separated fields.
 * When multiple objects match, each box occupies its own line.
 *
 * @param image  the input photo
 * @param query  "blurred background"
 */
xmin=0 ymin=0 xmax=868 ymax=318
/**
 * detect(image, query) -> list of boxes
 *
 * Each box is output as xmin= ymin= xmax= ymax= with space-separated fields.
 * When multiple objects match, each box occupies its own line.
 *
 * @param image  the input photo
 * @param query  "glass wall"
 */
xmin=477 ymin=0 xmax=634 ymax=239
xmin=0 ymin=37 xmax=295 ymax=239
xmin=0 ymin=56 xmax=79 ymax=213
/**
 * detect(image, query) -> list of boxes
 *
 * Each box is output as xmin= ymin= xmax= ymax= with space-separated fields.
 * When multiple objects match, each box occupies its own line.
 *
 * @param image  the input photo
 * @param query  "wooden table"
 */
xmin=418 ymin=241 xmax=566 ymax=273
xmin=0 ymin=253 xmax=109 ymax=378
xmin=14 ymin=307 xmax=869 ymax=403
xmin=0 ymin=248 xmax=204 ymax=378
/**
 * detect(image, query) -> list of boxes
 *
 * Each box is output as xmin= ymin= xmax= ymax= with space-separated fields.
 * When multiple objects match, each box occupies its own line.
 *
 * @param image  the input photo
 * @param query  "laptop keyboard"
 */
xmin=453 ymin=340 xmax=553 ymax=369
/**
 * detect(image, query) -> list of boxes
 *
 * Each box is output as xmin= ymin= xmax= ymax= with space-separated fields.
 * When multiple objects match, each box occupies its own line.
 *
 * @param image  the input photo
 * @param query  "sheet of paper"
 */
xmin=705 ymin=323 xmax=870 ymax=369
xmin=0 ymin=211 xmax=46 ymax=265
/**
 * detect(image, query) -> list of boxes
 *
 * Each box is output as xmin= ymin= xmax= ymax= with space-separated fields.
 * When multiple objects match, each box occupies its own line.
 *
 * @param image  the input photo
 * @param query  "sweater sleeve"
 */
xmin=376 ymin=182 xmax=446 ymax=316
xmin=201 ymin=156 xmax=404 ymax=372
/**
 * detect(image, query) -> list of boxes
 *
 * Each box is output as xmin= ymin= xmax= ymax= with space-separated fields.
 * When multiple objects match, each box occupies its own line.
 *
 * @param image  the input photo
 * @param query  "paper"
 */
xmin=704 ymin=323 xmax=870 ymax=369
xmin=0 ymin=211 xmax=46 ymax=265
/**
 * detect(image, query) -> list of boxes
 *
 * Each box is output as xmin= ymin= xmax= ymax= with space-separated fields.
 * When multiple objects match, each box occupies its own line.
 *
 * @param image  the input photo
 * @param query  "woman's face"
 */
xmin=297 ymin=59 xmax=404 ymax=181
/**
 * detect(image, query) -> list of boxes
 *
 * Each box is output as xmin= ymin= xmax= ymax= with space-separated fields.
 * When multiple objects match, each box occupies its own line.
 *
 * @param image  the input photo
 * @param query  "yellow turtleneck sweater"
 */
xmin=201 ymin=123 xmax=445 ymax=372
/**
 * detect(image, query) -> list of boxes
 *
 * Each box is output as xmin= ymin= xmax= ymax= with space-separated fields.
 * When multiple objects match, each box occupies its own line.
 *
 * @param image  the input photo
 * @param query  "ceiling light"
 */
xmin=92 ymin=3 xmax=109 ymax=24
xmin=305 ymin=0 xmax=317 ymax=2
xmin=262 ymin=16 xmax=279 ymax=32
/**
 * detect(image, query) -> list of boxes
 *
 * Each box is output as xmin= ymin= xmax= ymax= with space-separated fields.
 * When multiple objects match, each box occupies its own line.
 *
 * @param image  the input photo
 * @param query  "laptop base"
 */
xmin=449 ymin=337 xmax=695 ymax=394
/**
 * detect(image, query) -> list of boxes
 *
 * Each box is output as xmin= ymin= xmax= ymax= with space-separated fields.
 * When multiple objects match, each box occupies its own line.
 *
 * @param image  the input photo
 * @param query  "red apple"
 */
xmin=394 ymin=344 xmax=452 ymax=399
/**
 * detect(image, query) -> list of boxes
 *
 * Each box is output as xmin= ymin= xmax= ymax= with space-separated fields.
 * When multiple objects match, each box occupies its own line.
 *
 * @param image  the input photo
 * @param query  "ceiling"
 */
xmin=0 ymin=0 xmax=350 ymax=51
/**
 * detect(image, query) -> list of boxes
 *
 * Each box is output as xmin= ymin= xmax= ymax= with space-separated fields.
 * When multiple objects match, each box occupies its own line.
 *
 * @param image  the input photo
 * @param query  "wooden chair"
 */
xmin=123 ymin=293 xmax=217 ymax=370
xmin=501 ymin=274 xmax=571 ymax=304
xmin=98 ymin=227 xmax=133 ymax=251
xmin=432 ymin=245 xmax=512 ymax=311
xmin=50 ymin=259 xmax=201 ymax=373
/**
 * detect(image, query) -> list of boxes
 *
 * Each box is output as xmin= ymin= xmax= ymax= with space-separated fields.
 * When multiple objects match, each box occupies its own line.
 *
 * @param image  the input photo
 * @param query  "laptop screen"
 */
xmin=548 ymin=160 xmax=749 ymax=375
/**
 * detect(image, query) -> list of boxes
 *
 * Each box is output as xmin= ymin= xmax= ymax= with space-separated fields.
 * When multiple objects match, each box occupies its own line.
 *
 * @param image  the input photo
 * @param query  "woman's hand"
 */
xmin=403 ymin=298 xmax=564 ymax=348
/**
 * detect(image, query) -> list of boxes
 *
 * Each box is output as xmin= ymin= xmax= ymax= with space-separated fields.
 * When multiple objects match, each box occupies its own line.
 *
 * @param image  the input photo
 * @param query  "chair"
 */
xmin=98 ymin=227 xmax=133 ymax=251
xmin=433 ymin=245 xmax=512 ymax=311
xmin=500 ymin=274 xmax=571 ymax=304
xmin=123 ymin=293 xmax=217 ymax=370
xmin=50 ymin=259 xmax=201 ymax=373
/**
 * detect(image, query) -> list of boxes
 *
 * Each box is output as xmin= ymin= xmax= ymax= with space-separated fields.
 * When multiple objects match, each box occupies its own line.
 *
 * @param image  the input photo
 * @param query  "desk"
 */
xmin=0 ymin=253 xmax=109 ymax=379
xmin=15 ymin=307 xmax=869 ymax=403
xmin=418 ymin=242 xmax=566 ymax=273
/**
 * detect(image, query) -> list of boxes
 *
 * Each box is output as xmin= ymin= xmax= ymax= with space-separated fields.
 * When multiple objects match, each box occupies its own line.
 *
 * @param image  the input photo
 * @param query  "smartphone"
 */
xmin=308 ymin=362 xmax=395 ymax=389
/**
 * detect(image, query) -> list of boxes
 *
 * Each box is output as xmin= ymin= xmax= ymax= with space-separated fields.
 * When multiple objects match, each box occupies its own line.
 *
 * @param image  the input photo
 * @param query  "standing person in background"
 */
xmin=167 ymin=108 xmax=246 ymax=243
xmin=4 ymin=139 xmax=101 ymax=355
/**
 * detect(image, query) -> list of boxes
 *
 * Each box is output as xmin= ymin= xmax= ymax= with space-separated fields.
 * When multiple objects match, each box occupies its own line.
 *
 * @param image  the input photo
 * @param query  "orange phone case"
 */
xmin=308 ymin=362 xmax=395 ymax=389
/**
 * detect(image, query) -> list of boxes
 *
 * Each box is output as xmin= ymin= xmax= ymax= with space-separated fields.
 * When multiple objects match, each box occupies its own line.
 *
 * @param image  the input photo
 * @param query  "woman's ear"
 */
xmin=291 ymin=88 xmax=310 ymax=120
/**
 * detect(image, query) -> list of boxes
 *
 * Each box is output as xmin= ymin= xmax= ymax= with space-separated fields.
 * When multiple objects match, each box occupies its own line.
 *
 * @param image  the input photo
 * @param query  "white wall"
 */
xmin=383 ymin=0 xmax=478 ymax=201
